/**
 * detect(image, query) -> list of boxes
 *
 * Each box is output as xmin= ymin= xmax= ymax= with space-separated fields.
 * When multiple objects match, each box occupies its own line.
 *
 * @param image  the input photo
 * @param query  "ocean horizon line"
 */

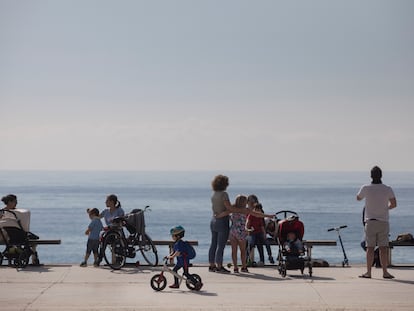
xmin=1 ymin=169 xmax=413 ymax=173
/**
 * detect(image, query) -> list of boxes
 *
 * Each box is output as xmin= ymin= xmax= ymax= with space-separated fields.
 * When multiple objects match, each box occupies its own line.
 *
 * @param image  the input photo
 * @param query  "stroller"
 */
xmin=275 ymin=210 xmax=312 ymax=277
xmin=0 ymin=209 xmax=39 ymax=268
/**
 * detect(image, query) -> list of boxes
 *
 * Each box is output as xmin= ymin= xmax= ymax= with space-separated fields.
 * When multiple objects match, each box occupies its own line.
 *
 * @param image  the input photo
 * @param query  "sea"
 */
xmin=1 ymin=170 xmax=413 ymax=266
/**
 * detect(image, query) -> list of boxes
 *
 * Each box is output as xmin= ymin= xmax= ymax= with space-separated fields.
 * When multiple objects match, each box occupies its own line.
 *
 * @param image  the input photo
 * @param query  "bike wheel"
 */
xmin=186 ymin=273 xmax=203 ymax=291
xmin=103 ymin=232 xmax=126 ymax=270
xmin=139 ymin=233 xmax=158 ymax=266
xmin=150 ymin=274 xmax=167 ymax=291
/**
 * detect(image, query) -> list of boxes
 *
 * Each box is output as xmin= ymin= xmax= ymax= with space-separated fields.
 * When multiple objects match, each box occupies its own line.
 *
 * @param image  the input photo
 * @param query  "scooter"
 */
xmin=327 ymin=225 xmax=349 ymax=267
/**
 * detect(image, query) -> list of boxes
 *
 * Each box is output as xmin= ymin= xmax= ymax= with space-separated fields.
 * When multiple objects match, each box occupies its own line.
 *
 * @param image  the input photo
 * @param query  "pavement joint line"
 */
xmin=22 ymin=265 xmax=72 ymax=311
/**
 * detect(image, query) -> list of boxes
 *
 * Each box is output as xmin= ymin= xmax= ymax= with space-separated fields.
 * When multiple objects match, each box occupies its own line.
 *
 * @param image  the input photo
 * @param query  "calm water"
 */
xmin=1 ymin=170 xmax=413 ymax=265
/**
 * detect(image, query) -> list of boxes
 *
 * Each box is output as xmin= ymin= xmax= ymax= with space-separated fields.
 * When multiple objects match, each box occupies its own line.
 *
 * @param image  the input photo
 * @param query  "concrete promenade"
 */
xmin=1 ymin=264 xmax=414 ymax=311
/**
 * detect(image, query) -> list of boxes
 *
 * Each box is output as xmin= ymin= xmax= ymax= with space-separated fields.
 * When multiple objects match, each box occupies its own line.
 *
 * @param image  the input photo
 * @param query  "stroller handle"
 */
xmin=327 ymin=225 xmax=348 ymax=232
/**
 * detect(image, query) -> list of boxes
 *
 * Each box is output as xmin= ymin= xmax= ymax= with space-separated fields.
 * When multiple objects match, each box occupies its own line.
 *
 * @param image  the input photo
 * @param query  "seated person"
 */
xmin=264 ymin=217 xmax=278 ymax=264
xmin=283 ymin=232 xmax=305 ymax=256
xmin=1 ymin=194 xmax=40 ymax=265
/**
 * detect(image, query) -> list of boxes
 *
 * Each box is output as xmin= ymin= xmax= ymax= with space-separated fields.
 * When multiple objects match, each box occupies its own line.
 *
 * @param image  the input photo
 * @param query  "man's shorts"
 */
xmin=365 ymin=220 xmax=389 ymax=247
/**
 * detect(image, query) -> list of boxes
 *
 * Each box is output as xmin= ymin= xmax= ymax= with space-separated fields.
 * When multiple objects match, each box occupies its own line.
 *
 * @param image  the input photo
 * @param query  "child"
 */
xmin=229 ymin=195 xmax=249 ymax=273
xmin=167 ymin=225 xmax=202 ymax=289
xmin=245 ymin=203 xmax=266 ymax=266
xmin=284 ymin=232 xmax=305 ymax=256
xmin=80 ymin=208 xmax=103 ymax=267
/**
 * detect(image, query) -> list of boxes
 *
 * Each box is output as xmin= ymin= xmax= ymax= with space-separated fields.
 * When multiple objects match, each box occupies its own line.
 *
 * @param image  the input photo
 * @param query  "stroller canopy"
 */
xmin=278 ymin=216 xmax=304 ymax=243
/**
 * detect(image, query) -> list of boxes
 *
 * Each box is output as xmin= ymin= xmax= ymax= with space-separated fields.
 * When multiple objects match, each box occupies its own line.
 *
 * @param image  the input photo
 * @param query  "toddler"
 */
xmin=167 ymin=225 xmax=202 ymax=290
xmin=284 ymin=232 xmax=305 ymax=255
xmin=80 ymin=208 xmax=103 ymax=267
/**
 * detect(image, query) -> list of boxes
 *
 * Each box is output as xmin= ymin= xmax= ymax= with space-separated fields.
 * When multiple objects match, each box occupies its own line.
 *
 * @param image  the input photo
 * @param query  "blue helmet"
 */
xmin=170 ymin=225 xmax=185 ymax=238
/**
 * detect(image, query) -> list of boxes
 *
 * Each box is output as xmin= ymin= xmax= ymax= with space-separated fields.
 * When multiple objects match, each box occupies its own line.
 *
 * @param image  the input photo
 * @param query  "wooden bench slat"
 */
xmin=28 ymin=239 xmax=61 ymax=245
xmin=152 ymin=240 xmax=198 ymax=246
xmin=389 ymin=240 xmax=414 ymax=247
xmin=226 ymin=239 xmax=336 ymax=246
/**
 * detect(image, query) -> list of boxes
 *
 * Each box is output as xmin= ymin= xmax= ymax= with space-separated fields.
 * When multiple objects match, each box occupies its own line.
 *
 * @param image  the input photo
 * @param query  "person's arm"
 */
xmin=248 ymin=209 xmax=274 ymax=218
xmin=389 ymin=197 xmax=397 ymax=209
xmin=215 ymin=199 xmax=233 ymax=218
xmin=168 ymin=250 xmax=180 ymax=259
xmin=245 ymin=216 xmax=254 ymax=233
xmin=226 ymin=204 xmax=272 ymax=218
xmin=215 ymin=210 xmax=231 ymax=218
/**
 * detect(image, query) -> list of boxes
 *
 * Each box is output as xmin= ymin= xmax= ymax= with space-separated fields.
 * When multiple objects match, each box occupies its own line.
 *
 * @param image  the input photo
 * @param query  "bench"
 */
xmin=0 ymin=239 xmax=61 ymax=266
xmin=29 ymin=239 xmax=61 ymax=265
xmin=303 ymin=240 xmax=337 ymax=258
xmin=226 ymin=239 xmax=337 ymax=260
xmin=152 ymin=240 xmax=199 ymax=264
xmin=388 ymin=240 xmax=414 ymax=266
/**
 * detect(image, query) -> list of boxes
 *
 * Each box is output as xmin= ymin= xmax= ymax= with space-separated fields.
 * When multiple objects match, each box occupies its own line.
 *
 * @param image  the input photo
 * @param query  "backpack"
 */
xmin=183 ymin=241 xmax=196 ymax=259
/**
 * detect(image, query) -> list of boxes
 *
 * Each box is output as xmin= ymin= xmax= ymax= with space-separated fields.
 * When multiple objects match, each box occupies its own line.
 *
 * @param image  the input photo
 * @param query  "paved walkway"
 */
xmin=1 ymin=264 xmax=413 ymax=310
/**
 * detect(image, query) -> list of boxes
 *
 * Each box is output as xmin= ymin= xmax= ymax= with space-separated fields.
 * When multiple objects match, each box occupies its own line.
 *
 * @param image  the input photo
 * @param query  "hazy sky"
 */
xmin=1 ymin=0 xmax=413 ymax=171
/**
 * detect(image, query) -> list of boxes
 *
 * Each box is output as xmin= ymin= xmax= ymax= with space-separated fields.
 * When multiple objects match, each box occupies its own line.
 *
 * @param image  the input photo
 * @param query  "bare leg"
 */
xmin=239 ymin=240 xmax=247 ymax=269
xmin=365 ymin=247 xmax=374 ymax=277
xmin=230 ymin=238 xmax=238 ymax=268
xmin=379 ymin=246 xmax=394 ymax=278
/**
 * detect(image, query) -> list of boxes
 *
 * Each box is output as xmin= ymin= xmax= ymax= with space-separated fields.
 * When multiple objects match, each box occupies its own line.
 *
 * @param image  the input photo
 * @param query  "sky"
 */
xmin=1 ymin=0 xmax=413 ymax=171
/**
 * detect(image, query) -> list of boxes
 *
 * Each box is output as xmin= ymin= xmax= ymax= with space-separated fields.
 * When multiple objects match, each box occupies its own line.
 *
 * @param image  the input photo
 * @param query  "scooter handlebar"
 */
xmin=327 ymin=225 xmax=348 ymax=232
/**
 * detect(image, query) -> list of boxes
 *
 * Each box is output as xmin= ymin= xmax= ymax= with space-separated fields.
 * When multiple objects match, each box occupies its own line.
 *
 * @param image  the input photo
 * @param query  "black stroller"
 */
xmin=0 ymin=209 xmax=39 ymax=268
xmin=275 ymin=210 xmax=312 ymax=277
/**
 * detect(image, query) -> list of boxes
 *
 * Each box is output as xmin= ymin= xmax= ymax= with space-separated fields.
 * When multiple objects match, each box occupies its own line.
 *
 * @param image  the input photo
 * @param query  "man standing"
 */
xmin=357 ymin=166 xmax=397 ymax=279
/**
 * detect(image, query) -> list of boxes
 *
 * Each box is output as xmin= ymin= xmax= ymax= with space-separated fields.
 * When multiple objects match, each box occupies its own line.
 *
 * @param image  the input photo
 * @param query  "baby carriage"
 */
xmin=275 ymin=210 xmax=312 ymax=277
xmin=0 ymin=209 xmax=39 ymax=268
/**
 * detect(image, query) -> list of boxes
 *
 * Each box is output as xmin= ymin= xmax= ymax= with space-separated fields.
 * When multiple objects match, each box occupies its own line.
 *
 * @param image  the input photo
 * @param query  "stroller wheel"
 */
xmin=17 ymin=249 xmax=30 ymax=268
xmin=279 ymin=265 xmax=287 ymax=278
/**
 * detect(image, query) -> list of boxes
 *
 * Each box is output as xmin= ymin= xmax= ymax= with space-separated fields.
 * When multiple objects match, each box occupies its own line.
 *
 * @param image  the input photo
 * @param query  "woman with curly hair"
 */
xmin=208 ymin=174 xmax=232 ymax=273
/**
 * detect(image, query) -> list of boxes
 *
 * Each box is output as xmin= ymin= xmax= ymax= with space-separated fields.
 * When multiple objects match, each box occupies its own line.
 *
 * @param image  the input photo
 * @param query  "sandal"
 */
xmin=383 ymin=273 xmax=394 ymax=279
xmin=358 ymin=273 xmax=371 ymax=278
xmin=241 ymin=267 xmax=249 ymax=273
xmin=233 ymin=268 xmax=239 ymax=273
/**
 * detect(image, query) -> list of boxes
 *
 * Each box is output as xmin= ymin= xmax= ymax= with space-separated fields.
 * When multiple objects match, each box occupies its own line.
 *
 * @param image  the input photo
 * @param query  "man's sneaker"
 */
xmin=169 ymin=284 xmax=180 ymax=289
xmin=80 ymin=261 xmax=87 ymax=267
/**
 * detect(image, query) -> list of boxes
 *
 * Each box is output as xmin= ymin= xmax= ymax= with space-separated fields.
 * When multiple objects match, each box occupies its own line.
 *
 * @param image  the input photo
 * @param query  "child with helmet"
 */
xmin=167 ymin=225 xmax=202 ymax=289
